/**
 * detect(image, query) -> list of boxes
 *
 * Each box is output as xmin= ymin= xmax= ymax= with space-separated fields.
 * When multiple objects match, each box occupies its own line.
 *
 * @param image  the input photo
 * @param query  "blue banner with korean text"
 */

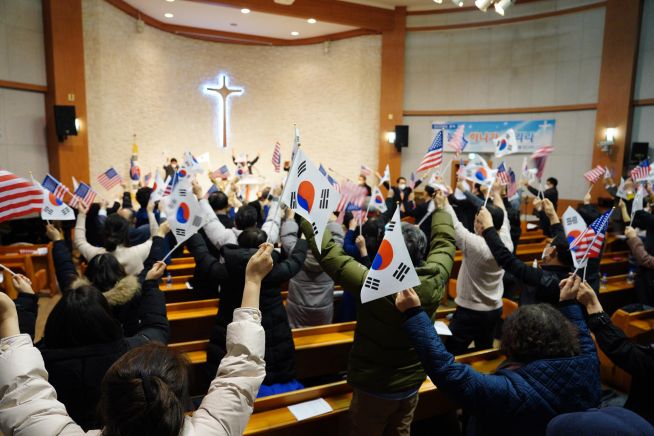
xmin=431 ymin=119 xmax=556 ymax=154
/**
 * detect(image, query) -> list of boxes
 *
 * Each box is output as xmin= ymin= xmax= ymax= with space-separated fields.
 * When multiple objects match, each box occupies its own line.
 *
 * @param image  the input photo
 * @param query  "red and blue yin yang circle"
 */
xmin=177 ymin=169 xmax=188 ymax=179
xmin=371 ymin=239 xmax=394 ymax=271
xmin=176 ymin=202 xmax=190 ymax=224
xmin=475 ymin=167 xmax=489 ymax=182
xmin=48 ymin=192 xmax=63 ymax=206
xmin=498 ymin=138 xmax=508 ymax=151
xmin=297 ymin=181 xmax=315 ymax=213
xmin=567 ymin=230 xmax=581 ymax=251
xmin=374 ymin=194 xmax=384 ymax=205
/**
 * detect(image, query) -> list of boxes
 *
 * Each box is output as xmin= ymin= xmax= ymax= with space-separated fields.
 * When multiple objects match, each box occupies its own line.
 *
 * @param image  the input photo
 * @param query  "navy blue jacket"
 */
xmin=402 ymin=303 xmax=601 ymax=436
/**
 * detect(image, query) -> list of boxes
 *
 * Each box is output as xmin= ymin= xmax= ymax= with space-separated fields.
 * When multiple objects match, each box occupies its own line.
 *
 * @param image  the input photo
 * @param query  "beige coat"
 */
xmin=0 ymin=308 xmax=266 ymax=436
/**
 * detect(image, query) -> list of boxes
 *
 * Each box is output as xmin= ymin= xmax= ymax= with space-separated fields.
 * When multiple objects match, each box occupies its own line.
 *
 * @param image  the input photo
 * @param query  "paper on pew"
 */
xmin=526 ymin=223 xmax=538 ymax=230
xmin=288 ymin=398 xmax=333 ymax=421
xmin=185 ymin=282 xmax=193 ymax=289
xmin=434 ymin=321 xmax=452 ymax=336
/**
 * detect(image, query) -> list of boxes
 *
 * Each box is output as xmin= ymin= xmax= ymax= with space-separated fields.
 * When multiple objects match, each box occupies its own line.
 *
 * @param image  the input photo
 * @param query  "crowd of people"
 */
xmin=1 ymin=157 xmax=654 ymax=436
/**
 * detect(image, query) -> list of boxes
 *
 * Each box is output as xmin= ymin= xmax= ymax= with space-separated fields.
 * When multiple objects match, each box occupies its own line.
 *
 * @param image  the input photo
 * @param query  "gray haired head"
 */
xmin=401 ymin=222 xmax=427 ymax=265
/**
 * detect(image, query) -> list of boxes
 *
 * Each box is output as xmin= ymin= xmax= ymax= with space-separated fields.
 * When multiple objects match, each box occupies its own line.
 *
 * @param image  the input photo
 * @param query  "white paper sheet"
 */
xmin=287 ymin=398 xmax=333 ymax=421
xmin=434 ymin=320 xmax=452 ymax=336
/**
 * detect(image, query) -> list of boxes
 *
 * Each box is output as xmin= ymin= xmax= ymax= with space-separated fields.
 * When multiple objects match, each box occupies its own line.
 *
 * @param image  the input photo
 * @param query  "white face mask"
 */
xmin=398 ymin=184 xmax=407 ymax=191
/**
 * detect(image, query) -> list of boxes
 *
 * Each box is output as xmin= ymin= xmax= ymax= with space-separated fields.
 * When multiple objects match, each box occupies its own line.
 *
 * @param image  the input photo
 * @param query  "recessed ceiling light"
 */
xmin=307 ymin=18 xmax=317 ymax=24
xmin=164 ymin=12 xmax=174 ymax=18
xmin=240 ymin=8 xmax=250 ymax=14
xmin=291 ymin=31 xmax=299 ymax=36
xmin=433 ymin=0 xmax=443 ymax=3
xmin=165 ymin=0 xmax=175 ymax=2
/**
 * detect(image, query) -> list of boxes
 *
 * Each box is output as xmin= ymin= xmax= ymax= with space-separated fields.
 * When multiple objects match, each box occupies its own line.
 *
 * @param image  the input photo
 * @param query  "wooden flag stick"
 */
xmin=161 ymin=240 xmax=184 ymax=263
xmin=0 ymin=263 xmax=17 ymax=277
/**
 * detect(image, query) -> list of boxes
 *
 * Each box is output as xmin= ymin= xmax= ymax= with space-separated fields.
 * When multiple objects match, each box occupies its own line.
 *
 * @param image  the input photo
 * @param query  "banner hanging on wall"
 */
xmin=431 ymin=119 xmax=556 ymax=154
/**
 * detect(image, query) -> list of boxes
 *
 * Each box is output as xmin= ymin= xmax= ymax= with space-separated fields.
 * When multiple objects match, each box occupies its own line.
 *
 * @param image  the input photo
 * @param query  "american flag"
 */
xmin=630 ymin=159 xmax=650 ymax=182
xmin=0 ymin=169 xmax=43 ymax=223
xmin=530 ymin=146 xmax=554 ymax=179
xmin=97 ymin=167 xmax=122 ymax=190
xmin=569 ymin=208 xmax=613 ymax=260
xmin=319 ymin=164 xmax=340 ymax=192
xmin=143 ymin=172 xmax=152 ymax=187
xmin=447 ymin=125 xmax=468 ymax=156
xmin=163 ymin=173 xmax=177 ymax=196
xmin=336 ymin=180 xmax=367 ymax=213
xmin=42 ymin=174 xmax=70 ymax=200
xmin=507 ymin=168 xmax=517 ymax=198
xmin=496 ymin=162 xmax=510 ymax=185
xmin=416 ymin=130 xmax=444 ymax=173
xmin=360 ymin=165 xmax=373 ymax=177
xmin=210 ymin=165 xmax=230 ymax=180
xmin=583 ymin=165 xmax=606 ymax=184
xmin=70 ymin=182 xmax=97 ymax=209
xmin=272 ymin=142 xmax=282 ymax=173
xmin=456 ymin=158 xmax=465 ymax=179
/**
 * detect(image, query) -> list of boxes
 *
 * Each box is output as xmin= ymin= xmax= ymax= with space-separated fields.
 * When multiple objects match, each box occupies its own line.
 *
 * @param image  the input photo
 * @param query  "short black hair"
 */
xmin=208 ymin=191 xmax=228 ymax=211
xmin=546 ymin=177 xmax=558 ymax=187
xmin=170 ymin=158 xmax=177 ymax=164
xmin=551 ymin=234 xmax=573 ymax=266
xmin=103 ymin=214 xmax=131 ymax=251
xmin=135 ymin=187 xmax=152 ymax=210
xmin=86 ymin=252 xmax=127 ymax=293
xmin=235 ymin=205 xmax=258 ymax=230
xmin=238 ymin=227 xmax=267 ymax=248
xmin=397 ymin=177 xmax=406 ymax=184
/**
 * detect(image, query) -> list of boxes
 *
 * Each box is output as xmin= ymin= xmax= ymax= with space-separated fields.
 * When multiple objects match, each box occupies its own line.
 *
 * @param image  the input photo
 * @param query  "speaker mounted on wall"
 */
xmin=54 ymin=105 xmax=78 ymax=142
xmin=394 ymin=125 xmax=409 ymax=152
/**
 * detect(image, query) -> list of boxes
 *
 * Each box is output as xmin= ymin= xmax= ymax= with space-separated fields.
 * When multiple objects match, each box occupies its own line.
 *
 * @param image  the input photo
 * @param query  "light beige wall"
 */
xmin=632 ymin=0 xmax=654 ymax=152
xmin=82 ymin=0 xmax=381 ymax=192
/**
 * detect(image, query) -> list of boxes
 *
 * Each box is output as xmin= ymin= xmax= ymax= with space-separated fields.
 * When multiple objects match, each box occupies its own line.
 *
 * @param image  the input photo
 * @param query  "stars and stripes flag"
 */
xmin=336 ymin=179 xmax=367 ymax=214
xmin=143 ymin=172 xmax=152 ymax=187
xmin=630 ymin=159 xmax=650 ymax=182
xmin=318 ymin=164 xmax=340 ymax=192
xmin=562 ymin=207 xmax=590 ymax=269
xmin=507 ymin=168 xmax=518 ymax=198
xmin=530 ymin=145 xmax=554 ymax=179
xmin=210 ymin=165 xmax=230 ymax=180
xmin=69 ymin=182 xmax=97 ymax=209
xmin=163 ymin=173 xmax=176 ymax=196
xmin=0 ymin=169 xmax=43 ymax=223
xmin=583 ymin=165 xmax=606 ymax=184
xmin=360 ymin=165 xmax=373 ymax=177
xmin=97 ymin=167 xmax=122 ymax=191
xmin=416 ymin=129 xmax=444 ymax=173
xmin=32 ymin=176 xmax=74 ymax=221
xmin=447 ymin=124 xmax=468 ymax=156
xmin=456 ymin=158 xmax=465 ymax=179
xmin=496 ymin=162 xmax=511 ymax=185
xmin=42 ymin=174 xmax=70 ymax=200
xmin=569 ymin=208 xmax=613 ymax=261
xmin=272 ymin=142 xmax=282 ymax=173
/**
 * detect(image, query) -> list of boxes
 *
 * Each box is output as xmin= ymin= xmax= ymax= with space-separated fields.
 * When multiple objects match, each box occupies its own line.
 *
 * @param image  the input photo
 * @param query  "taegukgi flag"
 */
xmin=163 ymin=175 xmax=206 ymax=244
xmin=361 ymin=207 xmax=421 ymax=303
xmin=281 ymin=148 xmax=341 ymax=254
xmin=562 ymin=206 xmax=588 ymax=269
xmin=369 ymin=186 xmax=387 ymax=213
xmin=35 ymin=178 xmax=75 ymax=221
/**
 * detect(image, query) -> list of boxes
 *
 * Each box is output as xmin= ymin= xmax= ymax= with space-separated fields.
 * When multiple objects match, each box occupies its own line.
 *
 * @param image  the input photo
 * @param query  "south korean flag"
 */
xmin=163 ymin=176 xmax=206 ymax=244
xmin=281 ymin=148 xmax=341 ymax=254
xmin=369 ymin=186 xmax=387 ymax=214
xmin=33 ymin=177 xmax=74 ymax=221
xmin=562 ymin=206 xmax=588 ymax=269
xmin=361 ymin=207 xmax=421 ymax=303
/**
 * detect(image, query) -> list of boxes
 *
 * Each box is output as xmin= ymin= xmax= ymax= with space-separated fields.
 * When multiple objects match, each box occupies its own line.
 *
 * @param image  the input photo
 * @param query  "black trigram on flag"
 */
xmin=61 ymin=207 xmax=70 ymax=216
xmin=386 ymin=220 xmax=396 ymax=232
xmin=298 ymin=161 xmax=307 ymax=177
xmin=290 ymin=192 xmax=297 ymax=209
xmin=392 ymin=262 xmax=410 ymax=282
xmin=319 ymin=189 xmax=329 ymax=209
xmin=43 ymin=206 xmax=54 ymax=216
xmin=312 ymin=223 xmax=319 ymax=235
xmin=175 ymin=228 xmax=186 ymax=237
xmin=192 ymin=216 xmax=203 ymax=227
xmin=364 ymin=276 xmax=380 ymax=291
xmin=178 ymin=188 xmax=188 ymax=197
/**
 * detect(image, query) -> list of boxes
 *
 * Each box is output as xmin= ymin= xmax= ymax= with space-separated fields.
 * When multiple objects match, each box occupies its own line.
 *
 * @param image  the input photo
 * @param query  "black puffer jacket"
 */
xmin=187 ymin=233 xmax=308 ymax=385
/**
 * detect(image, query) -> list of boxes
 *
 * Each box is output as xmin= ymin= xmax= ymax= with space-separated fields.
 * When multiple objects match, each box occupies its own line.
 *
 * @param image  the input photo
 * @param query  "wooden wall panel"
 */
xmin=43 ymin=0 xmax=90 ymax=184
xmin=378 ymin=7 xmax=406 ymax=182
xmin=591 ymin=0 xmax=643 ymax=199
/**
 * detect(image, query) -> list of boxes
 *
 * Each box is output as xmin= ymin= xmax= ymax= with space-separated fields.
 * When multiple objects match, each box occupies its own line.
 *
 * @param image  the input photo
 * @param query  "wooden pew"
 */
xmin=0 ymin=243 xmax=57 ymax=296
xmin=243 ymin=348 xmax=504 ymax=435
xmin=167 ymin=299 xmax=219 ymax=343
xmin=611 ymin=307 xmax=654 ymax=341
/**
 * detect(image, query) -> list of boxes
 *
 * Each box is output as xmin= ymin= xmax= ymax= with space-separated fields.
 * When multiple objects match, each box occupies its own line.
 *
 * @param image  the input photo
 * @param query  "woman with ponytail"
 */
xmin=0 ymin=243 xmax=272 ymax=436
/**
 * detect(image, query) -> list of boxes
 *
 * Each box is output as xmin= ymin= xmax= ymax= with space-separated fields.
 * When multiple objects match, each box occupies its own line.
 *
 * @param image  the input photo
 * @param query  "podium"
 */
xmin=238 ymin=174 xmax=265 ymax=202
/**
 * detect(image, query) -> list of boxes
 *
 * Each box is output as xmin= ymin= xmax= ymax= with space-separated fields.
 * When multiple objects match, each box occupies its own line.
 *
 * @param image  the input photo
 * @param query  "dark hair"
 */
xmin=208 ymin=191 xmax=229 ymax=211
xmin=479 ymin=204 xmax=505 ymax=231
xmin=86 ymin=253 xmax=127 ymax=293
xmin=44 ymin=284 xmax=123 ymax=349
xmin=359 ymin=175 xmax=367 ymax=182
xmin=550 ymin=234 xmax=574 ymax=266
xmin=103 ymin=214 xmax=131 ymax=251
xmin=238 ymin=227 xmax=267 ymax=248
xmin=170 ymin=158 xmax=177 ymax=164
xmin=235 ymin=205 xmax=258 ymax=230
xmin=362 ymin=216 xmax=385 ymax=255
xmin=501 ymin=304 xmax=580 ymax=363
xmin=401 ymin=223 xmax=427 ymax=264
xmin=100 ymin=343 xmax=189 ymax=436
xmin=547 ymin=177 xmax=558 ymax=187
xmin=135 ymin=187 xmax=153 ymax=210
xmin=397 ymin=177 xmax=406 ymax=184
xmin=577 ymin=205 xmax=600 ymax=225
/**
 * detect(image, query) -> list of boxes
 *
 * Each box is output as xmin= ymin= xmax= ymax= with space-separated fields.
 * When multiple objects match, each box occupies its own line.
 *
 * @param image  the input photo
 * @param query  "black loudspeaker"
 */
xmin=630 ymin=142 xmax=649 ymax=166
xmin=54 ymin=105 xmax=78 ymax=142
xmin=394 ymin=125 xmax=409 ymax=151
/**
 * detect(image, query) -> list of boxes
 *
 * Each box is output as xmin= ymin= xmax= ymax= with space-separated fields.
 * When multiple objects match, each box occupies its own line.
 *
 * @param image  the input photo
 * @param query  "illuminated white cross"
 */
xmin=205 ymin=74 xmax=243 ymax=148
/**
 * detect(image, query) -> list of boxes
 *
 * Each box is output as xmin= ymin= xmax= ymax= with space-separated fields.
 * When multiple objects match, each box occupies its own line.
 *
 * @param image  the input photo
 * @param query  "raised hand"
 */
xmin=245 ymin=243 xmax=274 ymax=283
xmin=157 ymin=221 xmax=171 ymax=237
xmin=576 ymin=281 xmax=603 ymax=314
xmin=45 ymin=224 xmax=63 ymax=241
xmin=145 ymin=261 xmax=167 ymax=281
xmin=624 ymin=226 xmax=637 ymax=239
xmin=395 ymin=288 xmax=421 ymax=313
xmin=475 ymin=207 xmax=494 ymax=231
xmin=12 ymin=274 xmax=34 ymax=294
xmin=559 ymin=275 xmax=581 ymax=302
xmin=0 ymin=292 xmax=19 ymax=339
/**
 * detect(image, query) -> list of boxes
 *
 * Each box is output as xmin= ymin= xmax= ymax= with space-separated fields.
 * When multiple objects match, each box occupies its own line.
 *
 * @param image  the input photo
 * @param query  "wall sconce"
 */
xmin=386 ymin=131 xmax=396 ymax=144
xmin=75 ymin=118 xmax=82 ymax=131
xmin=598 ymin=127 xmax=617 ymax=155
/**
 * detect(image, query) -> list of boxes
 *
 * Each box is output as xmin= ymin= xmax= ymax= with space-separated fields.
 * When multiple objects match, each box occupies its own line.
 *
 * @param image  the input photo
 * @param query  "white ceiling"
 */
xmin=347 ymin=0 xmax=473 ymax=11
xmin=124 ymin=0 xmax=356 ymax=40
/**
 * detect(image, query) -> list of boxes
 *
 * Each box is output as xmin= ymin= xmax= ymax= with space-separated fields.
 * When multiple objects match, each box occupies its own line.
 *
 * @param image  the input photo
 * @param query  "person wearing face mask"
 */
xmin=357 ymin=175 xmax=372 ymax=197
xmin=524 ymin=177 xmax=559 ymax=211
xmin=383 ymin=177 xmax=414 ymax=217
xmin=477 ymin=206 xmax=573 ymax=305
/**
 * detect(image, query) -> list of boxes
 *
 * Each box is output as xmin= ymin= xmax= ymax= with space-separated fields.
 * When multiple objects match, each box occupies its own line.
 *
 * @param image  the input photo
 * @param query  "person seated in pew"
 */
xmin=477 ymin=206 xmax=573 ymax=305
xmin=396 ymin=275 xmax=601 ymax=436
xmin=282 ymin=210 xmax=345 ymax=328
xmin=186 ymin=220 xmax=308 ymax=397
xmin=300 ymin=190 xmax=455 ymax=436
xmin=442 ymin=181 xmax=513 ymax=355
xmin=577 ymin=277 xmax=654 ymax=425
xmin=0 ymin=243 xmax=272 ymax=436
xmin=74 ymin=200 xmax=160 ymax=276
xmin=547 ymin=406 xmax=654 ymax=436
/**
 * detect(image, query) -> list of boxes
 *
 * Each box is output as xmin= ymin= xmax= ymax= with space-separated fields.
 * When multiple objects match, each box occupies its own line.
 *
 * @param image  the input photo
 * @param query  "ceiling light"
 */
xmin=166 ymin=0 xmax=175 ymax=2
xmin=291 ymin=31 xmax=299 ymax=36
xmin=433 ymin=0 xmax=443 ymax=3
xmin=164 ymin=12 xmax=174 ymax=18
xmin=240 ymin=8 xmax=250 ymax=14
xmin=451 ymin=0 xmax=463 ymax=6
xmin=307 ymin=18 xmax=317 ymax=24
xmin=475 ymin=0 xmax=493 ymax=11
xmin=494 ymin=0 xmax=514 ymax=15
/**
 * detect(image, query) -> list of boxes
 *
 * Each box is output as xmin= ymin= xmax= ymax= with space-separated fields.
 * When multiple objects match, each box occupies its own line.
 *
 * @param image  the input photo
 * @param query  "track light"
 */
xmin=475 ymin=0 xmax=493 ymax=11
xmin=494 ymin=0 xmax=514 ymax=15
